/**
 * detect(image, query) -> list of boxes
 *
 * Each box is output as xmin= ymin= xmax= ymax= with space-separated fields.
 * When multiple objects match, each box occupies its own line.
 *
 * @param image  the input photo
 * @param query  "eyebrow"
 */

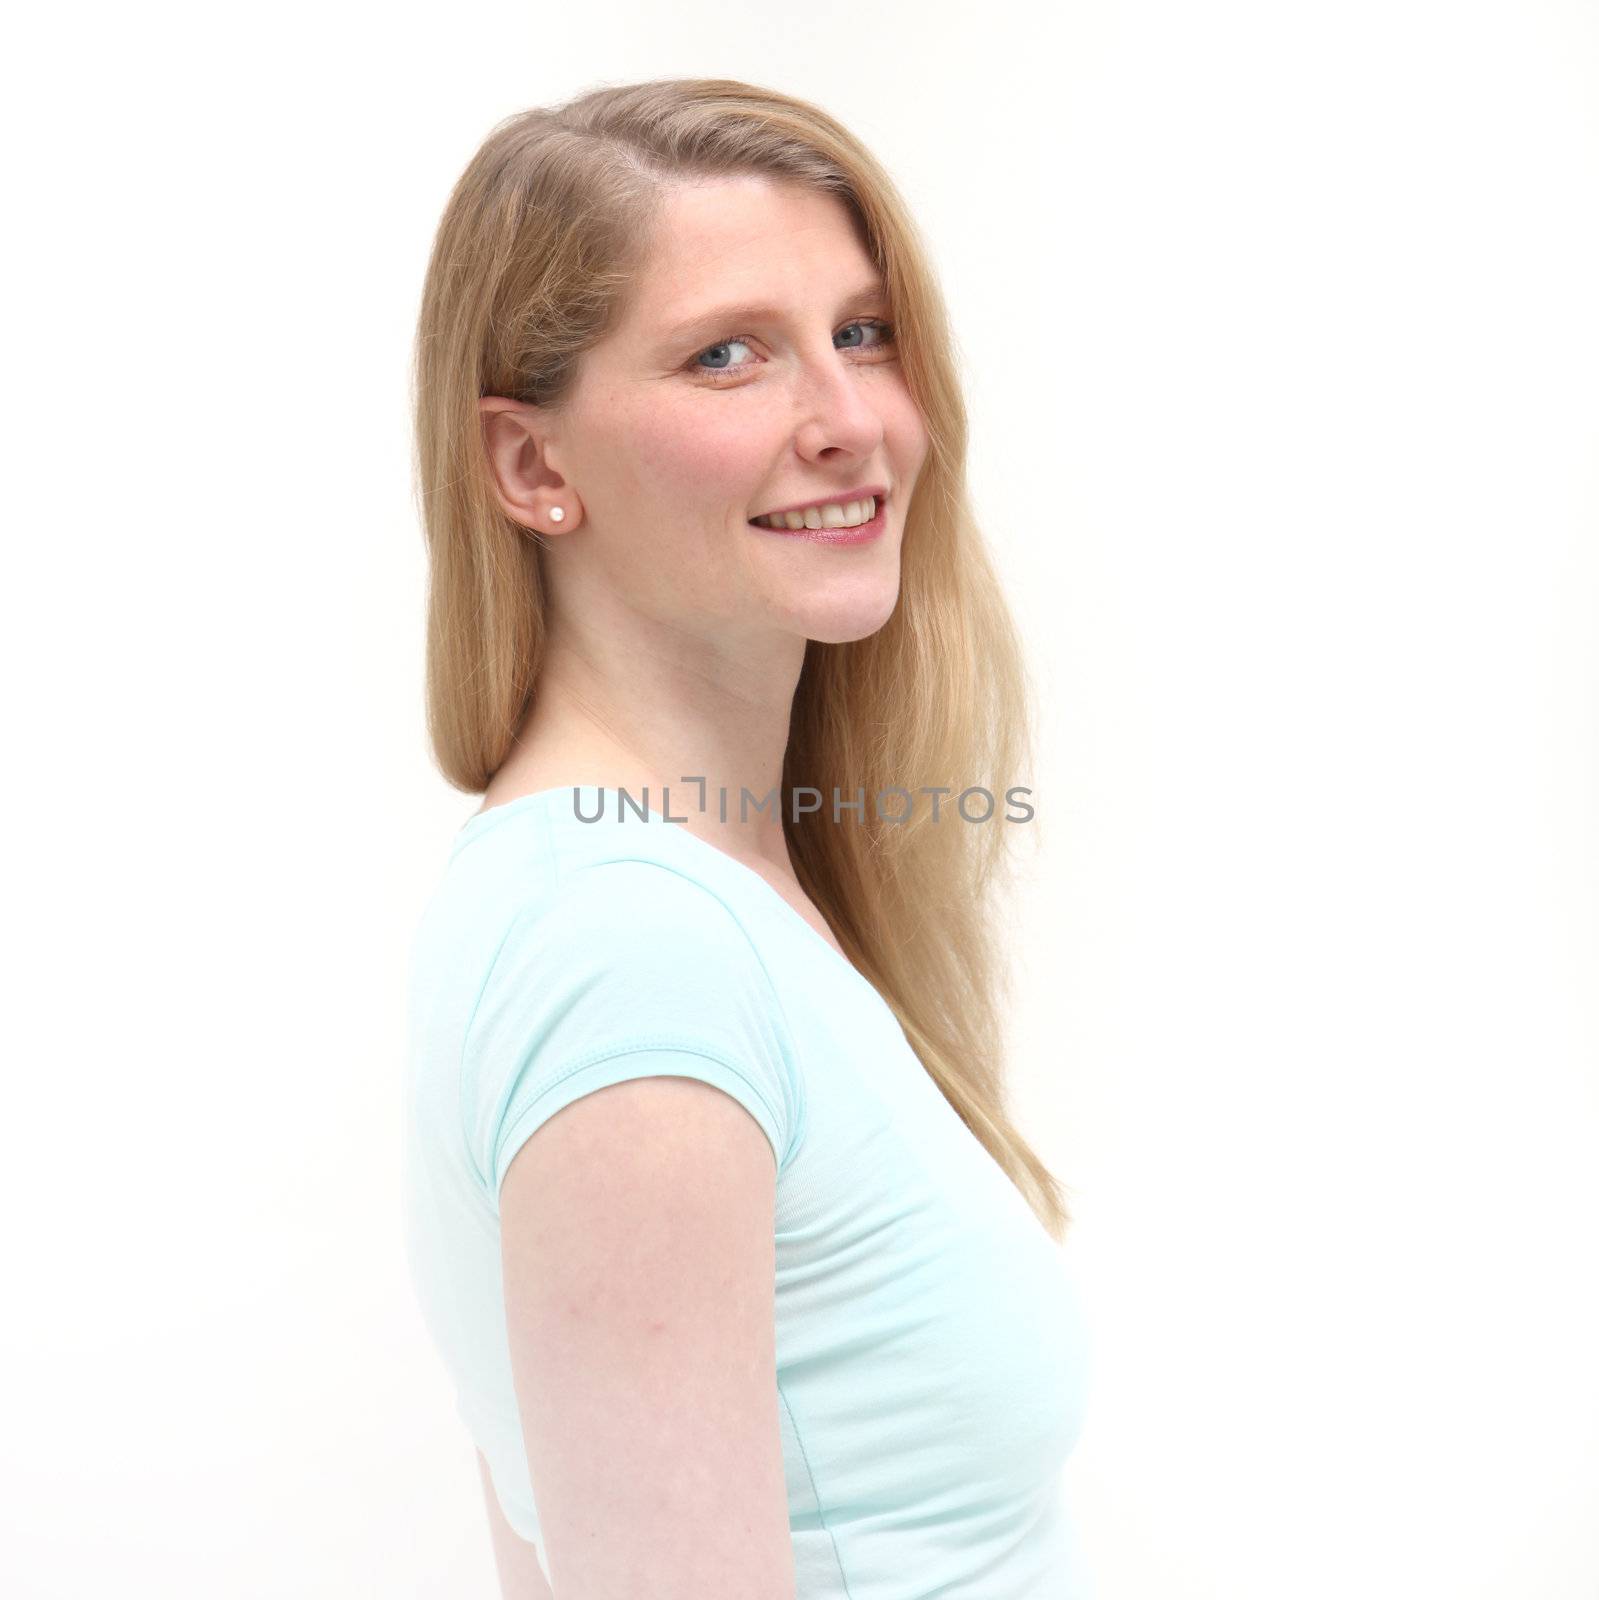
xmin=658 ymin=280 xmax=891 ymax=349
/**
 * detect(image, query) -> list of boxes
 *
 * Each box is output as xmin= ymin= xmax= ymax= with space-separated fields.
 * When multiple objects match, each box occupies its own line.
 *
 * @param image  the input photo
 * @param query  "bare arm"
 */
xmin=478 ymin=1448 xmax=555 ymax=1600
xmin=498 ymin=1073 xmax=797 ymax=1599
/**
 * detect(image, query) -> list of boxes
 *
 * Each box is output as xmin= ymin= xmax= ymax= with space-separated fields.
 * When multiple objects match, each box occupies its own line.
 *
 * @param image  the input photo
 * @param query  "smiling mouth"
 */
xmin=748 ymin=491 xmax=886 ymax=531
xmin=746 ymin=496 xmax=889 ymax=545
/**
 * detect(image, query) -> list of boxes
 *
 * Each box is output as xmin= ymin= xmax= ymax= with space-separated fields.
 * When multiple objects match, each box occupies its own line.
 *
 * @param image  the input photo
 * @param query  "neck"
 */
xmin=490 ymin=623 xmax=808 ymax=873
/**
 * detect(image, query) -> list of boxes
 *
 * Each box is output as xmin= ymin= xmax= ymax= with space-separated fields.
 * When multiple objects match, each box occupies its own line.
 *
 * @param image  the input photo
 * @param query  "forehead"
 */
xmin=620 ymin=174 xmax=881 ymax=328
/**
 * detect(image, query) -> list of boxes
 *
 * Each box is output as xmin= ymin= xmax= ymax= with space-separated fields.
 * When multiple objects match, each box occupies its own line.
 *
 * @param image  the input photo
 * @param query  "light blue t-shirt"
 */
xmin=403 ymin=785 xmax=1094 ymax=1597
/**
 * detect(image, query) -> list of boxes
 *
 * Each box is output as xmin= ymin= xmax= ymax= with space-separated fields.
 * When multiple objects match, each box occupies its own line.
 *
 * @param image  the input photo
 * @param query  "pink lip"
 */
xmin=749 ymin=496 xmax=888 ymax=546
xmin=752 ymin=484 xmax=888 ymax=519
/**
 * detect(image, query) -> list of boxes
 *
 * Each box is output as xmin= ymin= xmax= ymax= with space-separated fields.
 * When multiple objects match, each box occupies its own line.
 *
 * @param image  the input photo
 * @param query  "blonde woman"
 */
xmin=404 ymin=78 xmax=1093 ymax=1599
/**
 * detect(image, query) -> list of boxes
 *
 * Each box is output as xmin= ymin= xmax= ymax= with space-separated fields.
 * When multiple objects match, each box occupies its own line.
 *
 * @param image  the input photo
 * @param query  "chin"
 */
xmin=792 ymin=589 xmax=902 ymax=645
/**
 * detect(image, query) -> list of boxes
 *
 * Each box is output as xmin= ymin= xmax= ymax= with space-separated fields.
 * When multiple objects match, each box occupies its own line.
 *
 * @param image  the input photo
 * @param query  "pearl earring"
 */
xmin=549 ymin=506 xmax=565 ymax=523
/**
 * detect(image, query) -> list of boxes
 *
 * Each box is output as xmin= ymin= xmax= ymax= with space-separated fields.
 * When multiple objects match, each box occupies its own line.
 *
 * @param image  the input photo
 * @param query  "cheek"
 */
xmin=609 ymin=395 xmax=769 ymax=502
xmin=887 ymin=387 xmax=932 ymax=469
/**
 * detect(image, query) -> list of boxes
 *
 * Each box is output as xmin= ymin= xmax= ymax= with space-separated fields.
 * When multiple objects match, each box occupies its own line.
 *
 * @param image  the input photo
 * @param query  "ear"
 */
xmin=478 ymin=395 xmax=580 ymax=535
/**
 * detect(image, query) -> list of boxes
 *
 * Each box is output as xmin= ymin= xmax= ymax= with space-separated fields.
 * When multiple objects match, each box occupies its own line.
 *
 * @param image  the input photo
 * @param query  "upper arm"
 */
xmin=498 ymin=1073 xmax=796 ymax=1599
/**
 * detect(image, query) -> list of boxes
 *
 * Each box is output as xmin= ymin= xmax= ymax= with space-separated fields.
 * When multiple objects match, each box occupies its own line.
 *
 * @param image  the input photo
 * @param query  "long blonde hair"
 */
xmin=411 ymin=77 xmax=1071 ymax=1242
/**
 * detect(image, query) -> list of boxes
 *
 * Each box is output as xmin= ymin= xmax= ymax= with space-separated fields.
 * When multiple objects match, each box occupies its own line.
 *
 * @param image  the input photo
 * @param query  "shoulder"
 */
xmin=472 ymin=855 xmax=793 ymax=1080
xmin=462 ymin=854 xmax=807 ymax=1194
xmin=489 ymin=855 xmax=771 ymax=990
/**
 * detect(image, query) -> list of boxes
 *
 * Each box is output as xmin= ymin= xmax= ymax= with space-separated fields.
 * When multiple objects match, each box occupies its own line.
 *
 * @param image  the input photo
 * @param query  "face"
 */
xmin=498 ymin=174 xmax=930 ymax=648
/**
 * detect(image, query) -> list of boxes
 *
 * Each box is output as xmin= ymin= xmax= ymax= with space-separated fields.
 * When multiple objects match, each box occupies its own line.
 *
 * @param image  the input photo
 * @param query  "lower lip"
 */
xmin=748 ymin=499 xmax=888 ymax=545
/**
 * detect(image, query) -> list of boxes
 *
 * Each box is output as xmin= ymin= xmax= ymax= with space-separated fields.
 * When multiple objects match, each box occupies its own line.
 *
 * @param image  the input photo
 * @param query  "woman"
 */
xmin=404 ymin=78 xmax=1093 ymax=1599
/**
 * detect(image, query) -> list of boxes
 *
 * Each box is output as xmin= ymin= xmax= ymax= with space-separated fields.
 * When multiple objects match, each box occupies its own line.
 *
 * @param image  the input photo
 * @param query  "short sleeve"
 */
xmin=460 ymin=858 xmax=804 ymax=1201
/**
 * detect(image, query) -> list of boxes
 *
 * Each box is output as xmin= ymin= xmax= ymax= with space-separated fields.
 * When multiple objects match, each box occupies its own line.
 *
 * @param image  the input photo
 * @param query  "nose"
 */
xmin=789 ymin=343 xmax=887 ymax=461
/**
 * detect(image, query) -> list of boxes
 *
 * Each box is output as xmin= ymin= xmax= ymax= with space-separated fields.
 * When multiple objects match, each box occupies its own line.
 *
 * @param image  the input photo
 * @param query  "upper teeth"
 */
xmin=752 ymin=496 xmax=877 ymax=531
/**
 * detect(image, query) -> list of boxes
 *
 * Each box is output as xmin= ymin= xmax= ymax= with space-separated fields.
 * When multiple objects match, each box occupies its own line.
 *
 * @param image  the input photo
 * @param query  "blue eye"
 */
xmin=834 ymin=320 xmax=893 ymax=353
xmin=689 ymin=318 xmax=897 ymax=382
xmin=694 ymin=335 xmax=758 ymax=374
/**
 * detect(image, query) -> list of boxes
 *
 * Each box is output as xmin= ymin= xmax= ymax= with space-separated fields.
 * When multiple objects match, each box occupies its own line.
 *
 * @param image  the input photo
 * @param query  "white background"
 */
xmin=3 ymin=1 xmax=1595 ymax=1595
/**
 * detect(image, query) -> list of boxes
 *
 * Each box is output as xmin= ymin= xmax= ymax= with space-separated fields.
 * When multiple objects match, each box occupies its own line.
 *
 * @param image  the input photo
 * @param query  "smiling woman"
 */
xmin=403 ymin=77 xmax=1092 ymax=1600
